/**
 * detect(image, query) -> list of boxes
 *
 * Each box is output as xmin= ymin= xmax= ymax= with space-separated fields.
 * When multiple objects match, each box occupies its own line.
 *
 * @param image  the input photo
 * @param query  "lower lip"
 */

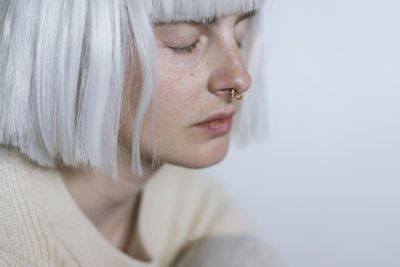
xmin=195 ymin=117 xmax=232 ymax=136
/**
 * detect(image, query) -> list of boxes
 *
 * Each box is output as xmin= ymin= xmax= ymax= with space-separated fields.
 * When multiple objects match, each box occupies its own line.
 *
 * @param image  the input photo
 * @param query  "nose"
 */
xmin=207 ymin=45 xmax=252 ymax=100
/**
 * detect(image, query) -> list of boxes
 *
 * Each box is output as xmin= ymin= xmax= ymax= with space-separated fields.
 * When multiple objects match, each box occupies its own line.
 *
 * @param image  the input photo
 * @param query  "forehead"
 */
xmin=149 ymin=0 xmax=263 ymax=23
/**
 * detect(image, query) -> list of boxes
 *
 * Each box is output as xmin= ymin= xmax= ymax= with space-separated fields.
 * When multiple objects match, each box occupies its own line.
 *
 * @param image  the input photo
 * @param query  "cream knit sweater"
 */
xmin=0 ymin=148 xmax=257 ymax=267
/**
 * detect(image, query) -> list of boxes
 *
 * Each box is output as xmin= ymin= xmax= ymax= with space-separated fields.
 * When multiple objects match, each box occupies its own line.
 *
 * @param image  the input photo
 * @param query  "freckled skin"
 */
xmin=119 ymin=14 xmax=252 ymax=169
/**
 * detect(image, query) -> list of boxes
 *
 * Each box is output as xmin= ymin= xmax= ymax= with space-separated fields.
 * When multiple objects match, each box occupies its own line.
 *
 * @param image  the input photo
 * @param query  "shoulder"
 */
xmin=171 ymin=235 xmax=284 ymax=267
xmin=0 ymin=248 xmax=39 ymax=267
xmin=139 ymin=164 xmax=256 ymax=266
xmin=0 ymin=148 xmax=62 ymax=266
xmin=142 ymin=164 xmax=256 ymax=235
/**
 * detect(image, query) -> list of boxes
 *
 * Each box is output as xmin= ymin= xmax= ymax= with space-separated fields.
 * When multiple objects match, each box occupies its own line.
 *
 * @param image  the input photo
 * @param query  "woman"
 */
xmin=0 ymin=0 xmax=277 ymax=266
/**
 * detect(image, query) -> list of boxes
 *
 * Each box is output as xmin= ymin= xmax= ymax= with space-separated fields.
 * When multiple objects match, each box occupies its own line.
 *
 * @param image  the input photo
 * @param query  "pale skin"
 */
xmin=60 ymin=11 xmax=255 ymax=260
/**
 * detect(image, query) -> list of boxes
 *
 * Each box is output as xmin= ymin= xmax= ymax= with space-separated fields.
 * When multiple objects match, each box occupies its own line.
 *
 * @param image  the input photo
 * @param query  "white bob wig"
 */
xmin=0 ymin=0 xmax=268 ymax=178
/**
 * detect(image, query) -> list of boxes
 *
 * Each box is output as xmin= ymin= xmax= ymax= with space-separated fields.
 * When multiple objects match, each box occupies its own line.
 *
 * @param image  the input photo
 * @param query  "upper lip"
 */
xmin=195 ymin=111 xmax=236 ymax=125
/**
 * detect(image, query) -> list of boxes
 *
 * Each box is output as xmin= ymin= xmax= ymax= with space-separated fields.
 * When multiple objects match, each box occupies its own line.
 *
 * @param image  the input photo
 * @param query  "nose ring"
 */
xmin=230 ymin=89 xmax=244 ymax=102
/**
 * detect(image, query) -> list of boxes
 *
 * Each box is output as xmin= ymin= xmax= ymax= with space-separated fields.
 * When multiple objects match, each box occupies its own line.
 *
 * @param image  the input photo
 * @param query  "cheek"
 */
xmin=150 ymin=62 xmax=230 ymax=168
xmin=153 ymin=71 xmax=194 ymax=138
xmin=138 ymin=47 xmax=232 ymax=168
xmin=155 ymin=54 xmax=205 ymax=127
xmin=158 ymin=76 xmax=196 ymax=109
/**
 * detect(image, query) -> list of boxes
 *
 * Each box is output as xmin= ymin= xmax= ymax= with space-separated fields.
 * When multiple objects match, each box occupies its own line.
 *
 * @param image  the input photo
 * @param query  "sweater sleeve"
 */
xmin=0 ymin=249 xmax=38 ymax=267
xmin=139 ymin=165 xmax=263 ymax=267
xmin=162 ymin=171 xmax=283 ymax=267
xmin=0 ymin=149 xmax=64 ymax=267
xmin=170 ymin=235 xmax=284 ymax=267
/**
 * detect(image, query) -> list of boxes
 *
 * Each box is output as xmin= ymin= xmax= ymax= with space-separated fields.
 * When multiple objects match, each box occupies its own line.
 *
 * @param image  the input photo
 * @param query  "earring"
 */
xmin=231 ymin=89 xmax=244 ymax=102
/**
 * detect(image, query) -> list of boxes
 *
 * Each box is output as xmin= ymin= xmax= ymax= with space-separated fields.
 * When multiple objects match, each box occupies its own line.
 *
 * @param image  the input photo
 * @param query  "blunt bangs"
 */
xmin=149 ymin=0 xmax=263 ymax=24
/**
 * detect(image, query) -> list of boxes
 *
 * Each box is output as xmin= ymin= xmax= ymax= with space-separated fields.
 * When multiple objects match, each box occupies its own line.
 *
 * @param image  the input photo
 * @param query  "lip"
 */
xmin=193 ymin=111 xmax=236 ymax=136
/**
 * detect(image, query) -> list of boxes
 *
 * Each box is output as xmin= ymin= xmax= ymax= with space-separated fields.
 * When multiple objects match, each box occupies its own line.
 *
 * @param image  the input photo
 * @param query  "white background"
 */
xmin=206 ymin=0 xmax=400 ymax=266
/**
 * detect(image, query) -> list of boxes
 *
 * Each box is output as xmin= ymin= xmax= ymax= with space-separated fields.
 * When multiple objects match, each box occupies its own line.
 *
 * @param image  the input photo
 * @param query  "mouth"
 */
xmin=193 ymin=111 xmax=236 ymax=136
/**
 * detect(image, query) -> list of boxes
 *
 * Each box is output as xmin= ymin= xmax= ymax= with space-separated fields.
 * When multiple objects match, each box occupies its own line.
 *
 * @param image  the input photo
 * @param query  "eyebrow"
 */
xmin=154 ymin=9 xmax=257 ymax=26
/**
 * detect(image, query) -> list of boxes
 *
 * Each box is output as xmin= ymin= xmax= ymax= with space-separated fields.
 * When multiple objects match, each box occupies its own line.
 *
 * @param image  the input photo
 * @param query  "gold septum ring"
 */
xmin=230 ymin=89 xmax=245 ymax=102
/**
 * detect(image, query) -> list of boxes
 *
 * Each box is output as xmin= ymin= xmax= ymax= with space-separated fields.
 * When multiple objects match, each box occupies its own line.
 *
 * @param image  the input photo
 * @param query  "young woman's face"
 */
xmin=120 ymin=12 xmax=254 ymax=169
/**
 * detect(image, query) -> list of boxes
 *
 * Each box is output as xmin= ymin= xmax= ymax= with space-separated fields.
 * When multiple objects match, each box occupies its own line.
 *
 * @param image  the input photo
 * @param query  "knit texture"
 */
xmin=0 ymin=148 xmax=257 ymax=267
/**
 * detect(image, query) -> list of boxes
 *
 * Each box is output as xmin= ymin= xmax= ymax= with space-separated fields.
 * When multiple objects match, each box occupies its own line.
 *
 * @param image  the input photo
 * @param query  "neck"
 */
xmin=59 ymin=152 xmax=158 ymax=256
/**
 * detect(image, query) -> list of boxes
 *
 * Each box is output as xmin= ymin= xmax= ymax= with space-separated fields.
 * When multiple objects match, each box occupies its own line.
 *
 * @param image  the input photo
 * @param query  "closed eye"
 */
xmin=171 ymin=40 xmax=243 ymax=55
xmin=170 ymin=41 xmax=199 ymax=55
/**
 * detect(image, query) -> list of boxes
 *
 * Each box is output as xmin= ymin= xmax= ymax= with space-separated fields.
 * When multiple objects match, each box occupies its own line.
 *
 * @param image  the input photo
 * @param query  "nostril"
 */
xmin=223 ymin=89 xmax=232 ymax=95
xmin=212 ymin=89 xmax=234 ymax=102
xmin=214 ymin=89 xmax=232 ymax=96
xmin=222 ymin=89 xmax=234 ymax=99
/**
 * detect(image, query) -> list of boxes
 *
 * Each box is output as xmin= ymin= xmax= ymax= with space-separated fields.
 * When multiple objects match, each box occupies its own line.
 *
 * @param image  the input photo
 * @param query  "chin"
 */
xmin=163 ymin=136 xmax=231 ymax=169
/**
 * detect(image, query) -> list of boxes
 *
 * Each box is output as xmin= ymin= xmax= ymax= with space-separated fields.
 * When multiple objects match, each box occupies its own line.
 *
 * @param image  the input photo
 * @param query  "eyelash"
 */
xmin=170 ymin=41 xmax=199 ymax=55
xmin=171 ymin=40 xmax=243 ymax=55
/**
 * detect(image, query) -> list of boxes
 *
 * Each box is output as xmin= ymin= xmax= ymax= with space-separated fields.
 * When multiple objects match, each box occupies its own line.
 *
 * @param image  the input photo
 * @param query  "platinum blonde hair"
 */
xmin=0 ymin=0 xmax=267 ymax=178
